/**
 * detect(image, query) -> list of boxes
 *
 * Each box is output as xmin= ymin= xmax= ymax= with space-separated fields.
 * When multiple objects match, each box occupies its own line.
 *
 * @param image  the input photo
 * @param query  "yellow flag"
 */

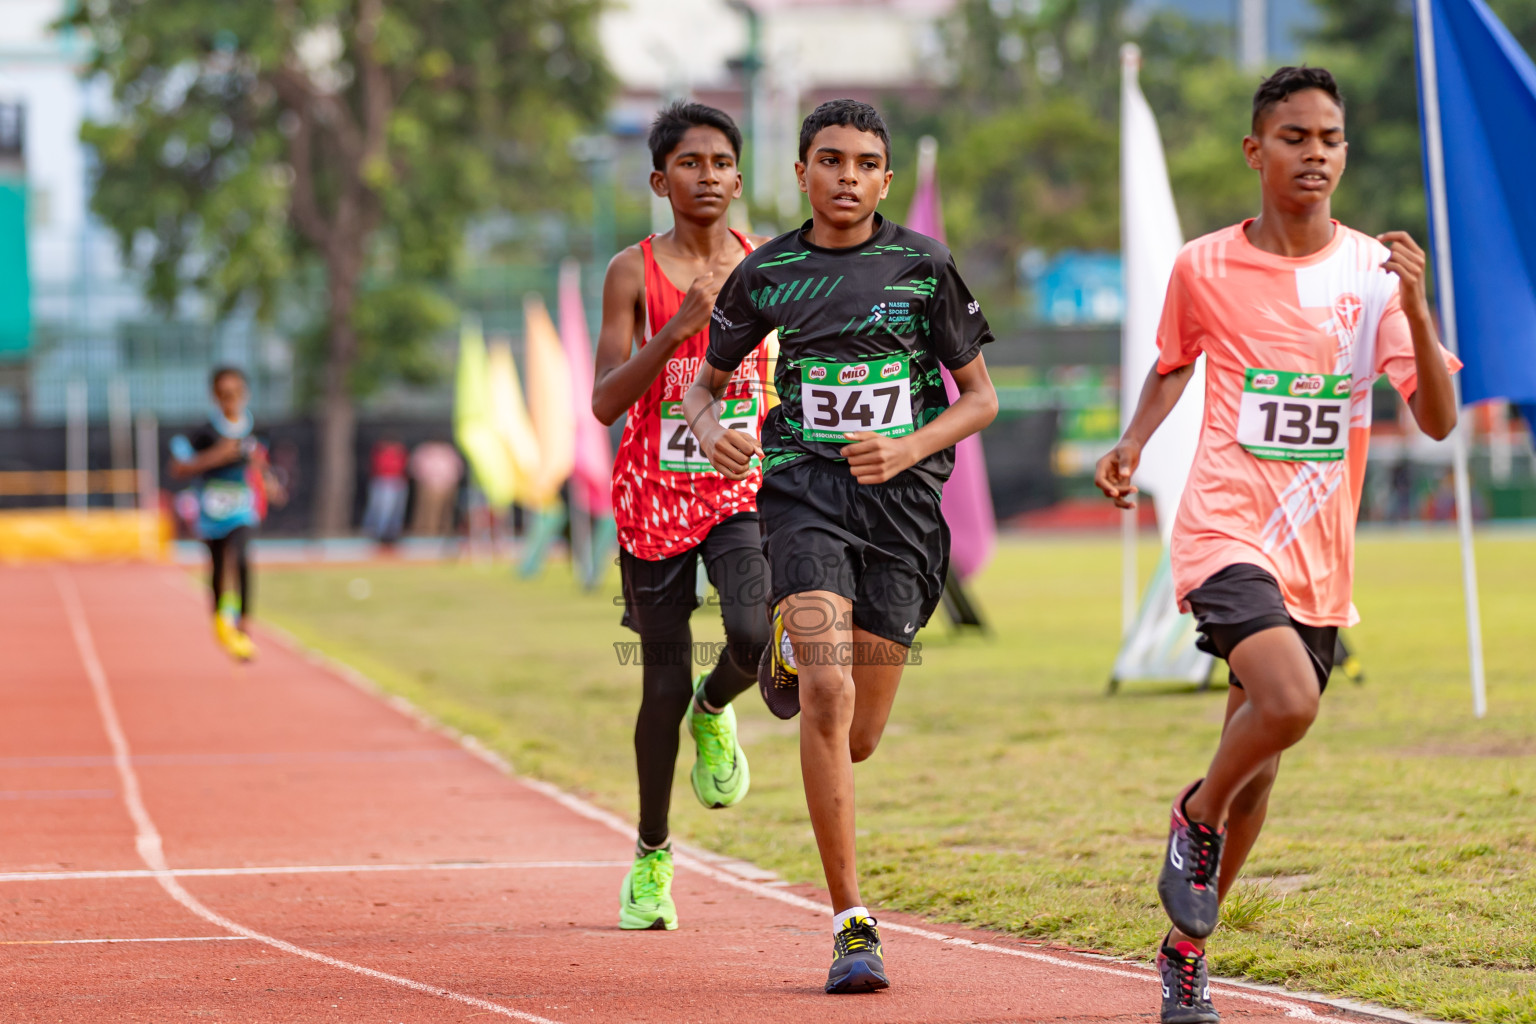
xmin=487 ymin=337 xmax=541 ymax=505
xmin=522 ymin=293 xmax=575 ymax=508
xmin=453 ymin=320 xmax=515 ymax=509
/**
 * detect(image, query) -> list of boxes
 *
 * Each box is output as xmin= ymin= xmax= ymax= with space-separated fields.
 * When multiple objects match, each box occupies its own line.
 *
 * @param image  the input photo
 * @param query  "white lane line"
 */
xmin=2 ymin=935 xmax=251 ymax=946
xmin=524 ymin=771 xmax=1332 ymax=1022
xmin=264 ymin=577 xmax=1360 ymax=1024
xmin=0 ymin=860 xmax=628 ymax=883
xmin=53 ymin=569 xmax=564 ymax=1024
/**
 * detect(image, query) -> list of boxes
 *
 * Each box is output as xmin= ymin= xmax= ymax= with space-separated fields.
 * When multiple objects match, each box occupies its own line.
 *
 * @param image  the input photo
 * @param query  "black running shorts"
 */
xmin=756 ymin=457 xmax=948 ymax=647
xmin=620 ymin=513 xmax=767 ymax=634
xmin=1185 ymin=563 xmax=1337 ymax=692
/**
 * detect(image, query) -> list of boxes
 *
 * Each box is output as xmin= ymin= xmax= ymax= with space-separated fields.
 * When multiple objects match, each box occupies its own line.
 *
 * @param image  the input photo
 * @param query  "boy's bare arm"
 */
xmin=840 ymin=352 xmax=999 ymax=485
xmin=1377 ymin=231 xmax=1457 ymax=441
xmin=684 ymin=362 xmax=762 ymax=481
xmin=1093 ymin=361 xmax=1196 ymax=508
xmin=591 ymin=247 xmax=726 ymax=426
xmin=170 ymin=437 xmax=241 ymax=480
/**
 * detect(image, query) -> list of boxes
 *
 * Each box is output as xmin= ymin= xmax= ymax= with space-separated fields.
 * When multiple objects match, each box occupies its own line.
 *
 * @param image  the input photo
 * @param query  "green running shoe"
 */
xmin=618 ymin=845 xmax=677 ymax=931
xmin=688 ymin=674 xmax=750 ymax=809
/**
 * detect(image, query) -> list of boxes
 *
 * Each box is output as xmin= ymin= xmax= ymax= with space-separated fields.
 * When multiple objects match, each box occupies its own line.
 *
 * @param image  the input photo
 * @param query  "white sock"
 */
xmin=833 ymin=906 xmax=870 ymax=933
xmin=694 ymin=695 xmax=724 ymax=715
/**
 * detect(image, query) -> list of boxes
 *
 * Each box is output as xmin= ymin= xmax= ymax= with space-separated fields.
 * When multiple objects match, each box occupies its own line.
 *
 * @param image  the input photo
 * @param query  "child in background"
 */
xmin=170 ymin=366 xmax=286 ymax=661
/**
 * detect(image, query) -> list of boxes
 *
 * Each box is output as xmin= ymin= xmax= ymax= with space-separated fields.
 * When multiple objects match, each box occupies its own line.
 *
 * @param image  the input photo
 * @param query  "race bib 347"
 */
xmin=798 ymin=355 xmax=913 ymax=443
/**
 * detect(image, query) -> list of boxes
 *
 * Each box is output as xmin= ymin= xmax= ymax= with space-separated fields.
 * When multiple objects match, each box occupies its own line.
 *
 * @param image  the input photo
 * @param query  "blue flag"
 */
xmin=1416 ymin=0 xmax=1536 ymax=406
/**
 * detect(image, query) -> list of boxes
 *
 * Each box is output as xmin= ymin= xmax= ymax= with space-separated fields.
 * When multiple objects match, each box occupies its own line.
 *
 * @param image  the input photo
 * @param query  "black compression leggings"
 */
xmin=632 ymin=543 xmax=770 ymax=849
xmin=206 ymin=526 xmax=253 ymax=621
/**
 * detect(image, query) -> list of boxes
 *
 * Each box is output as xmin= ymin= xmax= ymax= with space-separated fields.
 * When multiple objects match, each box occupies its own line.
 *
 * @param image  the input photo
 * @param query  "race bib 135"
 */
xmin=1236 ymin=368 xmax=1352 ymax=462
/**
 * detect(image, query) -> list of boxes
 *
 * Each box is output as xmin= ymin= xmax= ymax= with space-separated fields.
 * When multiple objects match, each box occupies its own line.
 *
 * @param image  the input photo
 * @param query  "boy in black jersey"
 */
xmin=684 ymin=99 xmax=998 ymax=994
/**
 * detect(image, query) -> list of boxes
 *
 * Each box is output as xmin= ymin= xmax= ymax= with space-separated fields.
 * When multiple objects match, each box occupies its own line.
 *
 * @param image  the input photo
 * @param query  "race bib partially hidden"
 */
xmin=1236 ymin=368 xmax=1352 ymax=462
xmin=201 ymin=480 xmax=254 ymax=522
xmin=657 ymin=397 xmax=759 ymax=474
xmin=799 ymin=355 xmax=913 ymax=443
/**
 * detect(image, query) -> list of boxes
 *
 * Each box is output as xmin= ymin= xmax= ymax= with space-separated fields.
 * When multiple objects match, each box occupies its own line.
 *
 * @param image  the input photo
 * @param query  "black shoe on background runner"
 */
xmin=1157 ymin=934 xmax=1220 ymax=1023
xmin=1157 ymin=780 xmax=1224 ymax=938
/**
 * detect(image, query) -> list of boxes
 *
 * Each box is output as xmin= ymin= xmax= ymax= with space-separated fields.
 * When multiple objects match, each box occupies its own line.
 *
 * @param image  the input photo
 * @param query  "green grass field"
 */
xmin=260 ymin=533 xmax=1536 ymax=1023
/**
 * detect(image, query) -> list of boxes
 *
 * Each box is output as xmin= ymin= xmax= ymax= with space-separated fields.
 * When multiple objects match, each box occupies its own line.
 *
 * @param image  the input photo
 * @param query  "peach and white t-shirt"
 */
xmin=1157 ymin=220 xmax=1459 ymax=626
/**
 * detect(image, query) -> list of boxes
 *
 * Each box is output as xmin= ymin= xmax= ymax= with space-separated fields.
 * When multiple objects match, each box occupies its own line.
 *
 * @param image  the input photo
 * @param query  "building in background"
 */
xmin=0 ymin=0 xmax=289 ymax=428
xmin=601 ymin=0 xmax=957 ymax=230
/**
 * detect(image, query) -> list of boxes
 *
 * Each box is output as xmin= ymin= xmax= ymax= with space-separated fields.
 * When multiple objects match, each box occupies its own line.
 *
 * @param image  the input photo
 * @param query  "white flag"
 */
xmin=1112 ymin=44 xmax=1212 ymax=688
xmin=1120 ymin=43 xmax=1204 ymax=545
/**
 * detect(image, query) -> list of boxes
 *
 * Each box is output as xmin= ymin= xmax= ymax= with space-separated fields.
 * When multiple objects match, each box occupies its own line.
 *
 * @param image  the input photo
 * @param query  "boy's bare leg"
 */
xmin=789 ymin=593 xmax=907 ymax=913
xmin=1183 ymin=628 xmax=1317 ymax=830
xmin=1169 ymin=683 xmax=1282 ymax=950
xmin=847 ymin=629 xmax=906 ymax=764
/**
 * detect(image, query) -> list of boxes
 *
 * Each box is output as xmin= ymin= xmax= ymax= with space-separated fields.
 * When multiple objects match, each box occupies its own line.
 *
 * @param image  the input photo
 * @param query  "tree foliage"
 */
xmin=1308 ymin=0 xmax=1536 ymax=240
xmin=68 ymin=0 xmax=611 ymax=530
xmin=909 ymin=0 xmax=1536 ymax=313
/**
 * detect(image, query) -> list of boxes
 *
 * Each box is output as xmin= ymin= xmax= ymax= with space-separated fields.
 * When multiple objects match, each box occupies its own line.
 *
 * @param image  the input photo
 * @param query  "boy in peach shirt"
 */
xmin=1096 ymin=66 xmax=1459 ymax=1024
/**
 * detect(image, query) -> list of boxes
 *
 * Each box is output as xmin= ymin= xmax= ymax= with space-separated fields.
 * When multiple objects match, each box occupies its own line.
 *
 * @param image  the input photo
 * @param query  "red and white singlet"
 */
xmin=612 ymin=231 xmax=770 ymax=560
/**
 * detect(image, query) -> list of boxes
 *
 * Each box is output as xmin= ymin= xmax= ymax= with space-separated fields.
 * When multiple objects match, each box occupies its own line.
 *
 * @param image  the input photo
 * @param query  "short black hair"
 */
xmin=798 ymin=99 xmax=891 ymax=166
xmin=1251 ymin=66 xmax=1345 ymax=133
xmin=210 ymin=365 xmax=247 ymax=390
xmin=647 ymin=101 xmax=742 ymax=171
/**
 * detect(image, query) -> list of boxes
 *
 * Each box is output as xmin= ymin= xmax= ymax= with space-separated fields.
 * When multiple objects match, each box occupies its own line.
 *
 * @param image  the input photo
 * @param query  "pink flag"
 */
xmin=559 ymin=260 xmax=614 ymax=516
xmin=906 ymin=137 xmax=997 ymax=580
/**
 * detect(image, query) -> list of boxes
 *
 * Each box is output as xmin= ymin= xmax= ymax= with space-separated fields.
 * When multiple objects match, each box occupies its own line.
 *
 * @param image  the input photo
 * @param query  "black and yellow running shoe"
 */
xmin=758 ymin=605 xmax=800 ymax=720
xmin=825 ymin=915 xmax=888 ymax=994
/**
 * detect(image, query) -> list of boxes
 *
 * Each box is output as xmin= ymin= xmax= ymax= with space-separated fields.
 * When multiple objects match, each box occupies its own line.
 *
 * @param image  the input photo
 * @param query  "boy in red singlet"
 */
xmin=591 ymin=102 xmax=773 ymax=931
xmin=1095 ymin=67 xmax=1459 ymax=1023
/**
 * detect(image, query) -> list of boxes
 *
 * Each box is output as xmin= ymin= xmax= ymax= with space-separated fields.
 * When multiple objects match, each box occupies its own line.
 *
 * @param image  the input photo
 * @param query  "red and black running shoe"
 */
xmin=1157 ymin=935 xmax=1220 ymax=1023
xmin=1157 ymin=780 xmax=1224 ymax=938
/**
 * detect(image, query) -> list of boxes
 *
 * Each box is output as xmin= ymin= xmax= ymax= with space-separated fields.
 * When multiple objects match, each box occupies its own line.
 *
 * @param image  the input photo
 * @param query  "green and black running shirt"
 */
xmin=705 ymin=214 xmax=993 ymax=494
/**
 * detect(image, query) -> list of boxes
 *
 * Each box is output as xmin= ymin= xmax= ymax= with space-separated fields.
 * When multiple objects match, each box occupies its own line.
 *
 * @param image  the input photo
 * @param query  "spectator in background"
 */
xmin=409 ymin=439 xmax=464 ymax=537
xmin=362 ymin=437 xmax=409 ymax=543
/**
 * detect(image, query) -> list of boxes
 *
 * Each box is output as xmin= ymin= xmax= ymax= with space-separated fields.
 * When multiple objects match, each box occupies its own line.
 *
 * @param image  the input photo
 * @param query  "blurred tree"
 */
xmin=67 ymin=0 xmax=611 ymax=532
xmin=1307 ymin=0 xmax=1536 ymax=241
xmin=923 ymin=0 xmax=1258 ymax=301
xmin=924 ymin=0 xmax=1132 ymax=297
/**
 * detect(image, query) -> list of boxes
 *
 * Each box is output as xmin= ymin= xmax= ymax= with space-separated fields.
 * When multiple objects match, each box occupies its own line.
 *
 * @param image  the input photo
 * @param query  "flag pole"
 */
xmin=1416 ymin=0 xmax=1487 ymax=718
xmin=1119 ymin=44 xmax=1141 ymax=636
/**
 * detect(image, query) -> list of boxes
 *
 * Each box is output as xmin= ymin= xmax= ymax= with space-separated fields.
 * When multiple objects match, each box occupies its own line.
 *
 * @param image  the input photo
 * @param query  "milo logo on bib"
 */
xmin=799 ymin=354 xmax=914 ymax=443
xmin=1289 ymin=374 xmax=1325 ymax=397
xmin=1236 ymin=367 xmax=1353 ymax=463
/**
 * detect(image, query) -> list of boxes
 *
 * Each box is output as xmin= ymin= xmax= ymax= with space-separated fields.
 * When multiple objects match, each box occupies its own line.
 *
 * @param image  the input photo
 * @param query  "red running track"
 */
xmin=2 ymin=563 xmax=1388 ymax=1023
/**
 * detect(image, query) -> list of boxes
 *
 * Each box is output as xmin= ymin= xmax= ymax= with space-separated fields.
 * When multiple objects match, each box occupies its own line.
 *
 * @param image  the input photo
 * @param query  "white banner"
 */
xmin=1114 ymin=44 xmax=1212 ymax=685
